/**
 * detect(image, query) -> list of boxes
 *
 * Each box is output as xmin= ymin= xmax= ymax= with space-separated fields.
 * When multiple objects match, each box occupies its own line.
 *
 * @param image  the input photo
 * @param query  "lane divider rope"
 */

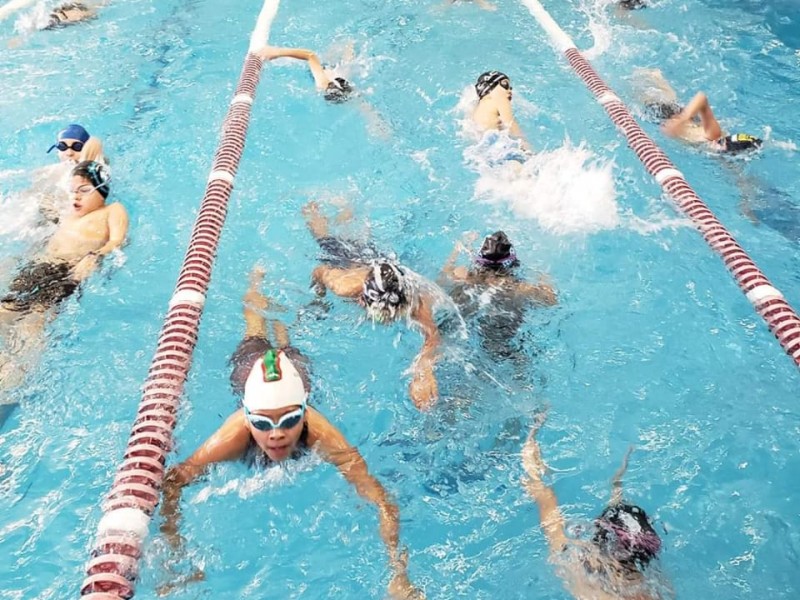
xmin=79 ymin=1 xmax=280 ymax=597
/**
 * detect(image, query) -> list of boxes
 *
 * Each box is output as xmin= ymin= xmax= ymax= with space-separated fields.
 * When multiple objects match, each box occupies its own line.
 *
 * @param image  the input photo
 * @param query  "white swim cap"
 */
xmin=243 ymin=349 xmax=308 ymax=411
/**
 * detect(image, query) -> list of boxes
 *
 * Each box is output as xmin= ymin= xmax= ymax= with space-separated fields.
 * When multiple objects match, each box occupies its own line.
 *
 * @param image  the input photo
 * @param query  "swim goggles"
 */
xmin=55 ymin=140 xmax=85 ymax=152
xmin=245 ymin=404 xmax=306 ymax=431
xmin=498 ymin=79 xmax=511 ymax=90
xmin=69 ymin=181 xmax=107 ymax=196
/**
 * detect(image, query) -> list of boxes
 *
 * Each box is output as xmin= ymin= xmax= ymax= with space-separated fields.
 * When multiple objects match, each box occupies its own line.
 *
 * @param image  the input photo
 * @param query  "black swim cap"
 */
xmin=362 ymin=262 xmax=408 ymax=321
xmin=324 ymin=77 xmax=353 ymax=103
xmin=475 ymin=231 xmax=519 ymax=270
xmin=619 ymin=0 xmax=646 ymax=9
xmin=721 ymin=133 xmax=763 ymax=154
xmin=72 ymin=160 xmax=110 ymax=199
xmin=593 ymin=503 xmax=662 ymax=567
xmin=475 ymin=71 xmax=509 ymax=100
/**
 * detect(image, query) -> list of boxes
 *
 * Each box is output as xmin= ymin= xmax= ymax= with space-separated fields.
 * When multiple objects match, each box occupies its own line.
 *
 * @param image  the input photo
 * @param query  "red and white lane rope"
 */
xmin=521 ymin=0 xmax=800 ymax=368
xmin=79 ymin=1 xmax=280 ymax=598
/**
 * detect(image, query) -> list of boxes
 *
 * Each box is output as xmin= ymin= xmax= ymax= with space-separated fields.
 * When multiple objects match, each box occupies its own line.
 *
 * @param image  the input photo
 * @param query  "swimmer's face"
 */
xmin=58 ymin=138 xmax=83 ymax=163
xmin=498 ymin=78 xmax=512 ymax=100
xmin=247 ymin=406 xmax=306 ymax=463
xmin=69 ymin=175 xmax=105 ymax=217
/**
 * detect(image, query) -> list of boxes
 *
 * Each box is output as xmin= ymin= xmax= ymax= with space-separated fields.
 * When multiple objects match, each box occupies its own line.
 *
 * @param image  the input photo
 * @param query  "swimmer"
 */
xmin=439 ymin=231 xmax=556 ymax=358
xmin=635 ymin=69 xmax=762 ymax=154
xmin=472 ymin=71 xmax=527 ymax=143
xmin=160 ymin=267 xmax=424 ymax=599
xmin=1 ymin=160 xmax=126 ymax=317
xmin=522 ymin=413 xmax=672 ymax=600
xmin=6 ymin=2 xmax=99 ymax=47
xmin=254 ymin=43 xmax=391 ymax=138
xmin=304 ymin=200 xmax=443 ymax=411
xmin=43 ymin=2 xmax=96 ymax=29
xmin=256 ymin=44 xmax=355 ymax=103
xmin=33 ymin=124 xmax=107 ymax=222
xmin=0 ymin=160 xmax=128 ymax=405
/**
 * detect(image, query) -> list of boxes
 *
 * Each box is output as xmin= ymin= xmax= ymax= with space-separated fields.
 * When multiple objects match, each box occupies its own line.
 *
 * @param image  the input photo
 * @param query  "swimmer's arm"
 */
xmin=498 ymin=98 xmax=526 ymax=144
xmin=315 ymin=413 xmax=411 ymax=591
xmin=311 ymin=265 xmax=367 ymax=299
xmin=160 ymin=411 xmax=250 ymax=549
xmin=409 ymin=298 xmax=441 ymax=410
xmin=255 ymin=46 xmax=330 ymax=89
xmin=438 ymin=241 xmax=469 ymax=284
xmin=516 ymin=278 xmax=557 ymax=306
xmin=609 ymin=446 xmax=633 ymax=506
xmin=95 ymin=203 xmax=129 ymax=256
xmin=522 ymin=425 xmax=569 ymax=554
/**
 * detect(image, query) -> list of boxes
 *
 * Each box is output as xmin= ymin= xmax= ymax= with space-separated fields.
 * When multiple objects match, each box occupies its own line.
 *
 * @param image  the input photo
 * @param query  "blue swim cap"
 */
xmin=47 ymin=124 xmax=90 ymax=153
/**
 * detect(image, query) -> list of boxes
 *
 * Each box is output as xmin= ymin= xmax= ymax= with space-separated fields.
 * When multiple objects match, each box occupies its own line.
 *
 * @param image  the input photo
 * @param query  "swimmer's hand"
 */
xmin=409 ymin=362 xmax=438 ymax=411
xmin=388 ymin=550 xmax=426 ymax=599
xmin=71 ymin=253 xmax=100 ymax=282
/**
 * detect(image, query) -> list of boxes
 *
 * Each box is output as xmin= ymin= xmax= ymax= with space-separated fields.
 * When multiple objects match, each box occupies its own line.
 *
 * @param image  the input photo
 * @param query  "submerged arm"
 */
xmin=160 ymin=411 xmax=251 ymax=549
xmin=609 ymin=445 xmax=634 ymax=506
xmin=516 ymin=277 xmax=557 ymax=306
xmin=316 ymin=413 xmax=421 ymax=598
xmin=521 ymin=415 xmax=569 ymax=554
xmin=408 ymin=297 xmax=441 ymax=411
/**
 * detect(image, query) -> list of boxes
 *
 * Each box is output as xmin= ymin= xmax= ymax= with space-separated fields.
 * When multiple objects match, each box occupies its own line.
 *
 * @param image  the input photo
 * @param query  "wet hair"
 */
xmin=72 ymin=160 xmax=110 ymax=199
xmin=362 ymin=262 xmax=408 ymax=322
xmin=324 ymin=77 xmax=354 ymax=103
xmin=593 ymin=503 xmax=662 ymax=568
xmin=474 ymin=231 xmax=519 ymax=271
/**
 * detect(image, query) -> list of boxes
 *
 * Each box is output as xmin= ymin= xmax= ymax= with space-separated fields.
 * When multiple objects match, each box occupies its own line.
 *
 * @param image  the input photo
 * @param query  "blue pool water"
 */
xmin=1 ymin=0 xmax=799 ymax=598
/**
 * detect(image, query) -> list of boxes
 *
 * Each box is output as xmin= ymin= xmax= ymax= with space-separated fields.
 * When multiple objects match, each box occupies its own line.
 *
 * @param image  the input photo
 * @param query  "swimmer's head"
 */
xmin=721 ymin=133 xmax=763 ymax=154
xmin=324 ymin=77 xmax=354 ymax=103
xmin=48 ymin=123 xmax=90 ymax=163
xmin=72 ymin=160 xmax=110 ymax=199
xmin=474 ymin=231 xmax=519 ymax=271
xmin=362 ymin=261 xmax=409 ymax=323
xmin=475 ymin=71 xmax=511 ymax=101
xmin=593 ymin=503 xmax=662 ymax=568
xmin=243 ymin=349 xmax=309 ymax=462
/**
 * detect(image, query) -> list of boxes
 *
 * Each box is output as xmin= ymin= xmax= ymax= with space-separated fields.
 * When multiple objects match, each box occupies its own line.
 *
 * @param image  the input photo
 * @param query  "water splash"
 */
xmin=466 ymin=137 xmax=620 ymax=236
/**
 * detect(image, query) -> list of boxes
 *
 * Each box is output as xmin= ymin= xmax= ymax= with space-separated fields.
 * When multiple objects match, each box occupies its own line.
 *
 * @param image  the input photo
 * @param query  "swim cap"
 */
xmin=243 ymin=349 xmax=308 ymax=412
xmin=362 ymin=262 xmax=408 ymax=322
xmin=474 ymin=231 xmax=519 ymax=270
xmin=47 ymin=124 xmax=90 ymax=153
xmin=475 ymin=71 xmax=509 ymax=100
xmin=721 ymin=133 xmax=763 ymax=154
xmin=619 ymin=0 xmax=646 ymax=9
xmin=324 ymin=77 xmax=354 ymax=103
xmin=72 ymin=160 xmax=110 ymax=199
xmin=593 ymin=503 xmax=662 ymax=566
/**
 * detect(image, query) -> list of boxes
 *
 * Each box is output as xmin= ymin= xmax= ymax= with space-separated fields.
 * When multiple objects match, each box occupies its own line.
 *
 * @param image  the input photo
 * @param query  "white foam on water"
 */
xmin=13 ymin=1 xmax=49 ymax=33
xmin=466 ymin=137 xmax=620 ymax=236
xmin=580 ymin=0 xmax=615 ymax=60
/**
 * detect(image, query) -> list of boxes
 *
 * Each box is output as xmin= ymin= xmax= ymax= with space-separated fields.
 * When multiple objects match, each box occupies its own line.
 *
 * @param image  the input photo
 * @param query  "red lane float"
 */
xmin=78 ymin=44 xmax=272 ymax=600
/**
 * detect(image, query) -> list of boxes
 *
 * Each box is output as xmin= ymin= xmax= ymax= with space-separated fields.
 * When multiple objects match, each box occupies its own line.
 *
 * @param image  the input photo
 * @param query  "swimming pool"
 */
xmin=1 ymin=0 xmax=799 ymax=598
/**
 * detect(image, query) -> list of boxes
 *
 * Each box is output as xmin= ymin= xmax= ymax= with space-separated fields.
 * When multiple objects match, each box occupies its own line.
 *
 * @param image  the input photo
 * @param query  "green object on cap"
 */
xmin=262 ymin=349 xmax=282 ymax=382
